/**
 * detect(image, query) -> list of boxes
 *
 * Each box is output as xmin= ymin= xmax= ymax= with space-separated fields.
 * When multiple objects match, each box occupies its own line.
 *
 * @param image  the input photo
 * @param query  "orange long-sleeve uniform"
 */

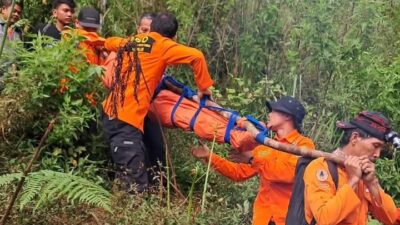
xmin=63 ymin=28 xmax=106 ymax=65
xmin=304 ymin=157 xmax=398 ymax=225
xmin=101 ymin=51 xmax=117 ymax=89
xmin=77 ymin=30 xmax=105 ymax=65
xmin=209 ymin=130 xmax=315 ymax=225
xmin=102 ymin=32 xmax=214 ymax=132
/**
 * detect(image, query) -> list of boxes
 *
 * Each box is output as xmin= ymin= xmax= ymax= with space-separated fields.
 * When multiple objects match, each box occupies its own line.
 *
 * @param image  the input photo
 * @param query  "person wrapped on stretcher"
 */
xmin=148 ymin=76 xmax=261 ymax=152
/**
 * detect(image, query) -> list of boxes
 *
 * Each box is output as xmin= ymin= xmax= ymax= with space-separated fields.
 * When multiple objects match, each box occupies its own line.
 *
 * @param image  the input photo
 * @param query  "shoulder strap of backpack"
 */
xmin=326 ymin=160 xmax=339 ymax=189
xmin=309 ymin=160 xmax=338 ymax=225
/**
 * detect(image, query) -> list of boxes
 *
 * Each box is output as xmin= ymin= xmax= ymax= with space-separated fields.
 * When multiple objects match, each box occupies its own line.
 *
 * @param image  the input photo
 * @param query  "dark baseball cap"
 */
xmin=266 ymin=96 xmax=306 ymax=132
xmin=78 ymin=7 xmax=101 ymax=29
xmin=52 ymin=0 xmax=76 ymax=9
xmin=336 ymin=111 xmax=391 ymax=142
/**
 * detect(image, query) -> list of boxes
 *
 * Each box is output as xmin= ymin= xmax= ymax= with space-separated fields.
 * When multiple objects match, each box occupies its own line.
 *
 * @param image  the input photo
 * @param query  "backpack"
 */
xmin=285 ymin=157 xmax=338 ymax=225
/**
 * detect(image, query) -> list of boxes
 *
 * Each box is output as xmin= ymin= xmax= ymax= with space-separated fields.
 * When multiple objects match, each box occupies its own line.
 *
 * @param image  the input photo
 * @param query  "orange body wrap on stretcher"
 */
xmin=148 ymin=89 xmax=259 ymax=152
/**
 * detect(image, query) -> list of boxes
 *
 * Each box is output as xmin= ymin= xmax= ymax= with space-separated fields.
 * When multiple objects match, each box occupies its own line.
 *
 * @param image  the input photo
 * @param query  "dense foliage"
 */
xmin=0 ymin=0 xmax=399 ymax=224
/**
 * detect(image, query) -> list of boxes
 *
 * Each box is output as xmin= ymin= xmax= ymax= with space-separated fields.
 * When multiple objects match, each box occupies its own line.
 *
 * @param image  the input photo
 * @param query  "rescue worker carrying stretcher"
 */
xmin=303 ymin=111 xmax=398 ymax=225
xmin=101 ymin=13 xmax=166 ymax=180
xmin=102 ymin=12 xmax=214 ymax=193
xmin=192 ymin=96 xmax=315 ymax=225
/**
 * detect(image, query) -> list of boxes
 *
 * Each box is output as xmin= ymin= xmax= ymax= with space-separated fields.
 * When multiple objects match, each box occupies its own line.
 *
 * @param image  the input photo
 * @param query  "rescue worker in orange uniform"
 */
xmin=72 ymin=6 xmax=107 ymax=65
xmin=101 ymin=12 xmax=166 ymax=184
xmin=192 ymin=96 xmax=315 ymax=225
xmin=102 ymin=12 xmax=156 ymax=88
xmin=303 ymin=111 xmax=398 ymax=225
xmin=102 ymin=12 xmax=214 ymax=193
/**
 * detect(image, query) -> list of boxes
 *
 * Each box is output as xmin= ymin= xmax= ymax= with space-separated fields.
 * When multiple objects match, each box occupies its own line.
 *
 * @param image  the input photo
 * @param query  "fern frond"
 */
xmin=36 ymin=172 xmax=73 ymax=207
xmin=0 ymin=172 xmax=22 ymax=188
xmin=19 ymin=173 xmax=43 ymax=210
xmin=17 ymin=170 xmax=112 ymax=213
xmin=68 ymin=184 xmax=87 ymax=202
xmin=34 ymin=172 xmax=66 ymax=210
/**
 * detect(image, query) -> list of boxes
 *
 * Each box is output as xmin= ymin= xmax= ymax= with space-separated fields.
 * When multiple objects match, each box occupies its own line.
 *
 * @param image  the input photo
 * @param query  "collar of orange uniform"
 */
xmin=130 ymin=31 xmax=162 ymax=40
xmin=148 ymin=32 xmax=163 ymax=39
xmin=274 ymin=129 xmax=301 ymax=144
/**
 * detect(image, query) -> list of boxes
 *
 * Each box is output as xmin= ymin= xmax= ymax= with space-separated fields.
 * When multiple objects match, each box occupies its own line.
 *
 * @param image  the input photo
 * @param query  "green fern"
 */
xmin=19 ymin=172 xmax=42 ymax=210
xmin=0 ymin=170 xmax=112 ymax=213
xmin=0 ymin=172 xmax=22 ymax=188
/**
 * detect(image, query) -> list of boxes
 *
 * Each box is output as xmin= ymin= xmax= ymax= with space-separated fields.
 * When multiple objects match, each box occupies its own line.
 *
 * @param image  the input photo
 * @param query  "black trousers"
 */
xmin=102 ymin=114 xmax=149 ymax=193
xmin=143 ymin=116 xmax=166 ymax=176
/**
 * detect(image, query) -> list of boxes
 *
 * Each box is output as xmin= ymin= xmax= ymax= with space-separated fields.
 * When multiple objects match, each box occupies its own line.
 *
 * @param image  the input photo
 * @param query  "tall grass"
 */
xmin=201 ymin=127 xmax=217 ymax=213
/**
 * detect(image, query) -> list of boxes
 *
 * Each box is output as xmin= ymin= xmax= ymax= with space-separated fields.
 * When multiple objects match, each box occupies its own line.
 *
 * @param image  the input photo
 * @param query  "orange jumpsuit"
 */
xmin=209 ymin=130 xmax=315 ymax=225
xmin=304 ymin=157 xmax=398 ymax=225
xmin=102 ymin=32 xmax=214 ymax=132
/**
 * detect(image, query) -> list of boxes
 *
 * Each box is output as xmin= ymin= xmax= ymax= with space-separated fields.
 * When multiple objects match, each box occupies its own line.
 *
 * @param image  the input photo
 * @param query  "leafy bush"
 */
xmin=0 ymin=34 xmax=106 ymax=174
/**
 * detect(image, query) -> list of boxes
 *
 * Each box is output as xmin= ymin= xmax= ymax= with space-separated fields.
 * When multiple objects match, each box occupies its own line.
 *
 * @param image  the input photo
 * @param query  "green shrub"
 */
xmin=0 ymin=34 xmax=107 ymax=177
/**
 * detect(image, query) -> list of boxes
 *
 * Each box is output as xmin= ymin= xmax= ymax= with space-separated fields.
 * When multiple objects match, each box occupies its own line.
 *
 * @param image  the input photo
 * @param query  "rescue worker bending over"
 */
xmin=303 ymin=111 xmax=398 ymax=225
xmin=192 ymin=96 xmax=315 ymax=225
xmin=102 ymin=12 xmax=214 ymax=193
xmin=102 ymin=12 xmax=167 ymax=184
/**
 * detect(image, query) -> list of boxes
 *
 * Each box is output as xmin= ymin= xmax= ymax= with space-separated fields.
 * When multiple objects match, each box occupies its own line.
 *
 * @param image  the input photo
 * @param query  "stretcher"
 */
xmin=148 ymin=76 xmax=266 ymax=151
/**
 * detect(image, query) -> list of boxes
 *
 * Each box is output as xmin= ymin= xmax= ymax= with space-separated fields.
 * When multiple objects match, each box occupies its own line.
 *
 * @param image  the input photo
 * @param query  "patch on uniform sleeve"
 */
xmin=316 ymin=169 xmax=329 ymax=181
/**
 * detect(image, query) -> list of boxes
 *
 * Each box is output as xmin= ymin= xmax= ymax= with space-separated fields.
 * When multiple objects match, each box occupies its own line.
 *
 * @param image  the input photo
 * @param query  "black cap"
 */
xmin=336 ymin=111 xmax=391 ymax=142
xmin=266 ymin=96 xmax=306 ymax=132
xmin=78 ymin=7 xmax=101 ymax=29
xmin=52 ymin=0 xmax=76 ymax=9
